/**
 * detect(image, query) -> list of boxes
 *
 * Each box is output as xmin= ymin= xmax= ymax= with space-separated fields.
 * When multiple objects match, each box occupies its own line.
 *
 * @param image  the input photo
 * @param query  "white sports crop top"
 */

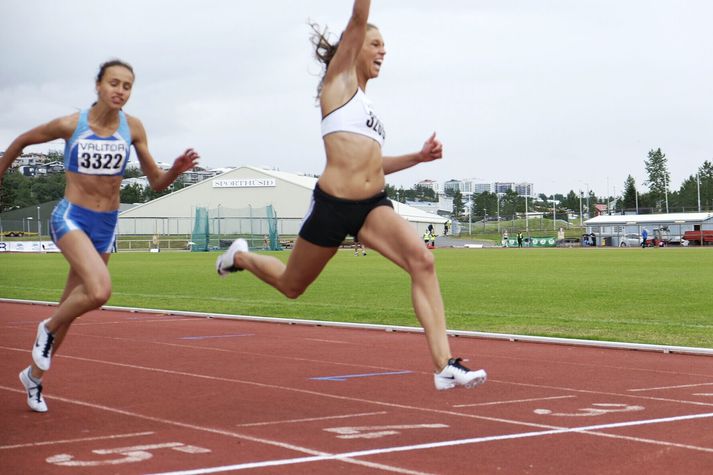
xmin=321 ymin=89 xmax=385 ymax=146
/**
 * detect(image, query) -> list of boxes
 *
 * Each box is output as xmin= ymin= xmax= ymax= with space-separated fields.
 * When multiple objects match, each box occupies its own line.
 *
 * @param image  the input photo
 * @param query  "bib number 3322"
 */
xmin=77 ymin=139 xmax=128 ymax=175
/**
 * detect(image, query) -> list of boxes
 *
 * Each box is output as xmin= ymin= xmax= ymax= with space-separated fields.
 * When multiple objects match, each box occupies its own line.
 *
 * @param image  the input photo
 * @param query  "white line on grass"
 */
xmin=3 ymin=298 xmax=713 ymax=355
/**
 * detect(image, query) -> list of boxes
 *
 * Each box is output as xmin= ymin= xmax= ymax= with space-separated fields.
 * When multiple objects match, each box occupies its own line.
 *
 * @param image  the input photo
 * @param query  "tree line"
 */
xmin=2 ymin=148 xmax=711 ymax=218
xmin=385 ymin=149 xmax=713 ymax=222
xmin=0 ymin=160 xmax=184 ymax=212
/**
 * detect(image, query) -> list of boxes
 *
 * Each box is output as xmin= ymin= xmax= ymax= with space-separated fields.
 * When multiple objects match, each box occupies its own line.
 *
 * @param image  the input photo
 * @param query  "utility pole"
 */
xmin=664 ymin=175 xmax=669 ymax=213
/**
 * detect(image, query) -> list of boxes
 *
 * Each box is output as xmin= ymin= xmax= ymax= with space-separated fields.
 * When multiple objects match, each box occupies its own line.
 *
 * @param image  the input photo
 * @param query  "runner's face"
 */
xmin=96 ymin=66 xmax=134 ymax=109
xmin=359 ymin=28 xmax=386 ymax=79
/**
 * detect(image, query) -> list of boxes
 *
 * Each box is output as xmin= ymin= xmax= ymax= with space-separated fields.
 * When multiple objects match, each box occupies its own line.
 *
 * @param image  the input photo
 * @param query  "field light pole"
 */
xmin=551 ymin=195 xmax=556 ymax=231
xmin=579 ymin=191 xmax=583 ymax=226
xmin=664 ymin=175 xmax=669 ymax=213
xmin=697 ymin=173 xmax=701 ymax=212
xmin=37 ymin=206 xmax=41 ymax=238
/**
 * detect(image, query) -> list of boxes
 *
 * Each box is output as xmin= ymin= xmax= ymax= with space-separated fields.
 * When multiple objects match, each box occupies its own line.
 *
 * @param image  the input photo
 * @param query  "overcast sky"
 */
xmin=2 ymin=1 xmax=712 ymax=197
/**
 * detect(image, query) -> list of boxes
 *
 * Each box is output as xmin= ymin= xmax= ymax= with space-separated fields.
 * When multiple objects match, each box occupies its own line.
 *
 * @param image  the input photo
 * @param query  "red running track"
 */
xmin=1 ymin=300 xmax=713 ymax=474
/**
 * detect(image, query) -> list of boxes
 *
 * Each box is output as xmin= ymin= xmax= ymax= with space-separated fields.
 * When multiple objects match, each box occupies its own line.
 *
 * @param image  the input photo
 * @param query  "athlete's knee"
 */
xmin=408 ymin=246 xmax=436 ymax=275
xmin=87 ymin=286 xmax=111 ymax=307
xmin=281 ymin=284 xmax=306 ymax=300
xmin=85 ymin=278 xmax=112 ymax=308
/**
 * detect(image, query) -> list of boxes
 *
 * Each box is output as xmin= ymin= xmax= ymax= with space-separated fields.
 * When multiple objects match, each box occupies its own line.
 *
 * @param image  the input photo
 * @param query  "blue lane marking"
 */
xmin=179 ymin=333 xmax=254 ymax=340
xmin=310 ymin=370 xmax=413 ymax=382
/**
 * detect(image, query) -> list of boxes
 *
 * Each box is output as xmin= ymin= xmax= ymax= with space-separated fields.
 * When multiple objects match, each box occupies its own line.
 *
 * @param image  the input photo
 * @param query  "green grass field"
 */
xmin=1 ymin=247 xmax=711 ymax=348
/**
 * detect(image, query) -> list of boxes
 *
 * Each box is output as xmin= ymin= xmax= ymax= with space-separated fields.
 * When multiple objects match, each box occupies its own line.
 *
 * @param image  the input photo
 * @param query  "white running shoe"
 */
xmin=32 ymin=319 xmax=54 ymax=371
xmin=434 ymin=357 xmax=487 ymax=390
xmin=216 ymin=239 xmax=249 ymax=277
xmin=19 ymin=366 xmax=48 ymax=413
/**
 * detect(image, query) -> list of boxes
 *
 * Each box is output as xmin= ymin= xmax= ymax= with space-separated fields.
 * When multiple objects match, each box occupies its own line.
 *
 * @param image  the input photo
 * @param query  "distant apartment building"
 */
xmin=495 ymin=181 xmax=534 ymax=197
xmin=121 ymin=176 xmax=150 ymax=189
xmin=514 ymin=182 xmax=534 ymax=197
xmin=443 ymin=179 xmax=464 ymax=195
xmin=494 ymin=182 xmax=515 ymax=194
xmin=472 ymin=182 xmax=493 ymax=195
xmin=415 ymin=179 xmax=534 ymax=199
xmin=416 ymin=179 xmax=440 ymax=193
xmin=183 ymin=168 xmax=221 ymax=184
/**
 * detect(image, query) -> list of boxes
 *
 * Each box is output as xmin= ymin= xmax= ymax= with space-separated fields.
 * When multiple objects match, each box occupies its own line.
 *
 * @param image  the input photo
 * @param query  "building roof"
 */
xmin=120 ymin=165 xmax=445 ymax=224
xmin=585 ymin=212 xmax=713 ymax=226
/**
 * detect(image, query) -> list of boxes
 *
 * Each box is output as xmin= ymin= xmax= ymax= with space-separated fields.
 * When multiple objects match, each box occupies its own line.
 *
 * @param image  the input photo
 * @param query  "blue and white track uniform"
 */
xmin=50 ymin=108 xmax=131 ymax=252
xmin=64 ymin=108 xmax=132 ymax=176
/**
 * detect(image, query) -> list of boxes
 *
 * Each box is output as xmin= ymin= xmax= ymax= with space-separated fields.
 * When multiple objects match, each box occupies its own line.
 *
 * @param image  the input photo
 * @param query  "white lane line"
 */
xmin=236 ymin=411 xmax=388 ymax=427
xmin=0 ymin=431 xmax=154 ymax=450
xmin=453 ymin=395 xmax=575 ymax=408
xmin=303 ymin=338 xmax=352 ymax=344
xmin=146 ymin=411 xmax=713 ymax=475
xmin=3 ymin=344 xmax=712 ymax=429
xmin=0 ymin=386 xmax=427 ymax=475
xmin=628 ymin=382 xmax=713 ymax=392
xmin=0 ymin=348 xmax=562 ymax=432
xmin=494 ymin=379 xmax=713 ymax=408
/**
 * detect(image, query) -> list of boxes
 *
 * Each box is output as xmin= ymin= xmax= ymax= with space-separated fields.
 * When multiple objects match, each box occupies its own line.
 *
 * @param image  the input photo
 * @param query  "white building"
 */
xmin=584 ymin=212 xmax=713 ymax=246
xmin=118 ymin=166 xmax=445 ymax=238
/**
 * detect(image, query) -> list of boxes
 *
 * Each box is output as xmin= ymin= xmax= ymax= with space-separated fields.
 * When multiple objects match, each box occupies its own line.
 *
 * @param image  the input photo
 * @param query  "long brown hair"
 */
xmin=308 ymin=21 xmax=377 ymax=97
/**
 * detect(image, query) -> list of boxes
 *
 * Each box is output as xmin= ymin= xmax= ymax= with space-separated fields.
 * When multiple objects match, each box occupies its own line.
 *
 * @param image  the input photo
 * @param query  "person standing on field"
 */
xmin=0 ymin=59 xmax=200 ymax=412
xmin=216 ymin=0 xmax=486 ymax=391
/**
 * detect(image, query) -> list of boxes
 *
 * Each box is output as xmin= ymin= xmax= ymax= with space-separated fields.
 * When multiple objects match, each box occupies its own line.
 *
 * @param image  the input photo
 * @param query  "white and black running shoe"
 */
xmin=32 ymin=319 xmax=54 ymax=371
xmin=19 ymin=366 xmax=48 ymax=412
xmin=216 ymin=238 xmax=249 ymax=277
xmin=434 ymin=357 xmax=487 ymax=390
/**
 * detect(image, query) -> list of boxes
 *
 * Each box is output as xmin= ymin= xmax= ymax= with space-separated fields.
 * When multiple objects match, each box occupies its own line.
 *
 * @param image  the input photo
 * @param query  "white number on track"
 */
xmin=46 ymin=442 xmax=210 ymax=467
xmin=324 ymin=424 xmax=448 ymax=439
xmin=534 ymin=403 xmax=644 ymax=417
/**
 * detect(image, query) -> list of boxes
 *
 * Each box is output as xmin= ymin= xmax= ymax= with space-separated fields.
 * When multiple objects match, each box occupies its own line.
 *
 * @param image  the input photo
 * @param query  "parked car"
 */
xmin=619 ymin=233 xmax=642 ymax=247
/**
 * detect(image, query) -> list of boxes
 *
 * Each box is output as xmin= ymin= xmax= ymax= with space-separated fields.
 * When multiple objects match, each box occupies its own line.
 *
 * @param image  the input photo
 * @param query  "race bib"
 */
xmin=76 ymin=139 xmax=128 ymax=175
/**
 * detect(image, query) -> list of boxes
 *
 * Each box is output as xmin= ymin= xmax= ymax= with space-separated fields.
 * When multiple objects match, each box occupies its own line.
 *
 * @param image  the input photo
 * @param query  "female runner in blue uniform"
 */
xmin=217 ymin=1 xmax=486 ymax=391
xmin=0 ymin=59 xmax=200 ymax=412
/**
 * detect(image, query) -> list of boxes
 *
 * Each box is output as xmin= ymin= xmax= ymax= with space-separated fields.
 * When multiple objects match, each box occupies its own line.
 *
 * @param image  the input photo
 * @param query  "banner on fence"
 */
xmin=0 ymin=241 xmax=61 ymax=253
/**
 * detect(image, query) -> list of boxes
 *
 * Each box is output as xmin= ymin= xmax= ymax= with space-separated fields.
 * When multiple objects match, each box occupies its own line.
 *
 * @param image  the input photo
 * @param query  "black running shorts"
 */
xmin=299 ymin=183 xmax=393 ymax=247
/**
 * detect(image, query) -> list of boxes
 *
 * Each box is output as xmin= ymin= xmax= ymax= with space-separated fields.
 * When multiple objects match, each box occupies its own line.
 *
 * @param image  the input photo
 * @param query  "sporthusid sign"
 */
xmin=212 ymin=178 xmax=276 ymax=188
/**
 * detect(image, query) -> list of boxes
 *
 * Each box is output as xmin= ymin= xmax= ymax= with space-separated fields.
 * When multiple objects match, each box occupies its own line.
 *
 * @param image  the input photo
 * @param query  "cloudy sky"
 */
xmin=2 ymin=1 xmax=712 ymax=197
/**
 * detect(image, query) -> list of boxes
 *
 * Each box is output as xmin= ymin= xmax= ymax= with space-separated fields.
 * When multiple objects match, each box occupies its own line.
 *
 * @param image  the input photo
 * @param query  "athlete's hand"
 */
xmin=419 ymin=132 xmax=443 ymax=163
xmin=172 ymin=148 xmax=200 ymax=173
